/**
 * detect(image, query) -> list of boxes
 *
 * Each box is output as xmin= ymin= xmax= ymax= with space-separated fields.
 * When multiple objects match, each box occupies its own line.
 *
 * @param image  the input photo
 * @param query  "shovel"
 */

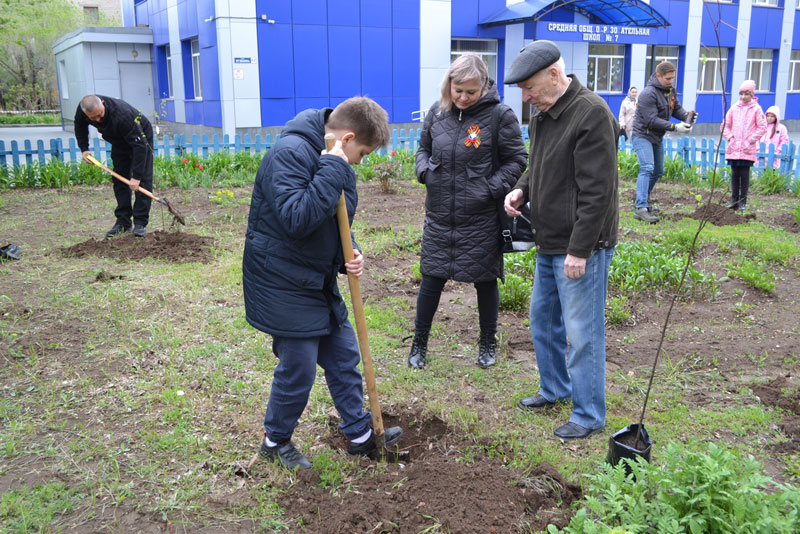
xmin=326 ymin=133 xmax=392 ymax=454
xmin=84 ymin=154 xmax=186 ymax=226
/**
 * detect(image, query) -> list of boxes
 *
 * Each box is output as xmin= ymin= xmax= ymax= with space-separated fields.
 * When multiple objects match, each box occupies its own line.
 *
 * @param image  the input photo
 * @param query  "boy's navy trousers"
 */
xmin=264 ymin=320 xmax=371 ymax=443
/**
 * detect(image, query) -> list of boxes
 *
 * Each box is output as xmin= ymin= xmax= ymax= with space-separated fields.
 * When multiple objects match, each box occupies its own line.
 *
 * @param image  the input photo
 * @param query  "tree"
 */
xmin=0 ymin=0 xmax=84 ymax=110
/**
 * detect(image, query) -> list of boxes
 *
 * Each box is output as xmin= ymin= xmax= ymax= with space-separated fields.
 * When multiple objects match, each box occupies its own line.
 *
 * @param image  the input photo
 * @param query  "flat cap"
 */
xmin=504 ymin=40 xmax=561 ymax=85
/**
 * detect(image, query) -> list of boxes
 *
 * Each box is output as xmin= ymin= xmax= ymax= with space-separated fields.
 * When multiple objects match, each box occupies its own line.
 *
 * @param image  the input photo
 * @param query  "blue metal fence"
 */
xmin=1 ymin=128 xmax=797 ymax=178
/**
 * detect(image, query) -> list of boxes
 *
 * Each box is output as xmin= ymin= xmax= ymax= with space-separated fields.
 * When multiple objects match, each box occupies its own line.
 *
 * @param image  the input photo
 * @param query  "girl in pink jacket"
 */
xmin=760 ymin=106 xmax=790 ymax=170
xmin=721 ymin=80 xmax=767 ymax=211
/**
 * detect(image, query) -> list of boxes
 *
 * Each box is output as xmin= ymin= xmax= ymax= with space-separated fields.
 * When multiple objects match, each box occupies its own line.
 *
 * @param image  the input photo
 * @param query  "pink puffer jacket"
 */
xmin=721 ymin=97 xmax=767 ymax=162
xmin=760 ymin=105 xmax=790 ymax=169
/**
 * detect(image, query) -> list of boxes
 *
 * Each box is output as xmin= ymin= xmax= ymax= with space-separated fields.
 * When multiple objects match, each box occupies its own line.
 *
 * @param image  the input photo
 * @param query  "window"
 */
xmin=191 ymin=39 xmax=202 ymax=99
xmin=165 ymin=44 xmax=173 ymax=98
xmin=790 ymin=50 xmax=800 ymax=91
xmin=746 ymin=49 xmax=773 ymax=91
xmin=587 ymin=44 xmax=625 ymax=93
xmin=451 ymin=40 xmax=498 ymax=81
xmin=753 ymin=0 xmax=778 ymax=5
xmin=83 ymin=6 xmax=99 ymax=22
xmin=645 ymin=46 xmax=680 ymax=78
xmin=697 ymin=46 xmax=728 ymax=92
xmin=58 ymin=60 xmax=69 ymax=99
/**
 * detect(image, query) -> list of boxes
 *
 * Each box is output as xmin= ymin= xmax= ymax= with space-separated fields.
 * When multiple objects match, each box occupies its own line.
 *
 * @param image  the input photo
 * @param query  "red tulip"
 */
xmin=183 ymin=158 xmax=189 ymax=164
xmin=198 ymin=164 xmax=204 ymax=170
xmin=391 ymin=151 xmax=396 ymax=156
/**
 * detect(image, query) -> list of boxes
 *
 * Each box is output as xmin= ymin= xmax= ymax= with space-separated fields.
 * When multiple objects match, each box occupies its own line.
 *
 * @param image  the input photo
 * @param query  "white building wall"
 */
xmin=774 ymin=0 xmax=795 ymax=114
xmin=502 ymin=0 xmax=526 ymax=121
xmin=420 ymin=0 xmax=452 ymax=111
xmin=166 ymin=0 xmax=186 ymax=122
xmin=681 ymin=0 xmax=703 ymax=111
xmin=730 ymin=0 xmax=752 ymax=96
xmin=215 ymin=0 xmax=262 ymax=137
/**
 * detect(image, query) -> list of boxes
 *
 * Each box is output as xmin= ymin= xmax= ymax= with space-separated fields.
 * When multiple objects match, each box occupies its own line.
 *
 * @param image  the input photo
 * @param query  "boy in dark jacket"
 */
xmin=242 ymin=97 xmax=401 ymax=470
xmin=75 ymin=95 xmax=154 ymax=237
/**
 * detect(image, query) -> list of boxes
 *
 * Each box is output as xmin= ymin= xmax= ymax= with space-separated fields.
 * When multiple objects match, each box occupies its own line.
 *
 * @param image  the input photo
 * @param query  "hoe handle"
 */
xmin=85 ymin=154 xmax=163 ymax=204
xmin=326 ymin=134 xmax=386 ymax=442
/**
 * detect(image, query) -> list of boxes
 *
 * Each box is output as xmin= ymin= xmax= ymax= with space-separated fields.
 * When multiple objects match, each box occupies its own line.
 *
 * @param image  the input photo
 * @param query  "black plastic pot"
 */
xmin=606 ymin=423 xmax=652 ymax=474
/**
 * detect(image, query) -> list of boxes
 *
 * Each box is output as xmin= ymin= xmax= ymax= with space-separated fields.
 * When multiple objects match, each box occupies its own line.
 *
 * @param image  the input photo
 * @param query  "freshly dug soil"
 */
xmin=61 ymin=231 xmax=214 ymax=263
xmin=685 ymin=203 xmax=755 ymax=226
xmin=753 ymin=376 xmax=800 ymax=452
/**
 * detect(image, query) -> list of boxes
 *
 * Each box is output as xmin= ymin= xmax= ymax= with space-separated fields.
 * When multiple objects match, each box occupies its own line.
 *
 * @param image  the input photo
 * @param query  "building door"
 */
xmin=119 ymin=62 xmax=154 ymax=121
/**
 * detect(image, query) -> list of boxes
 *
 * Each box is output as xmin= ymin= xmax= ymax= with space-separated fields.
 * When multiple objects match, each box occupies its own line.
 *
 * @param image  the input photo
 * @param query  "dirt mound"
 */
xmin=61 ymin=231 xmax=214 ymax=263
xmin=684 ymin=203 xmax=755 ymax=226
xmin=753 ymin=376 xmax=800 ymax=452
xmin=283 ymin=413 xmax=581 ymax=532
xmin=773 ymin=212 xmax=800 ymax=234
xmin=752 ymin=376 xmax=800 ymax=414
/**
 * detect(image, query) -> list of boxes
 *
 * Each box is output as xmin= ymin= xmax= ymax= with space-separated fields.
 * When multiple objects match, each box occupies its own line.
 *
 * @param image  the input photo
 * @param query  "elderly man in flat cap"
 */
xmin=503 ymin=40 xmax=619 ymax=441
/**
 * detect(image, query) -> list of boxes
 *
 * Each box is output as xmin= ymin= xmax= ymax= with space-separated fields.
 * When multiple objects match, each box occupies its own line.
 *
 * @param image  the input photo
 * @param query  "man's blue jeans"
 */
xmin=632 ymin=135 xmax=664 ymax=209
xmin=529 ymin=248 xmax=614 ymax=430
xmin=264 ymin=321 xmax=371 ymax=443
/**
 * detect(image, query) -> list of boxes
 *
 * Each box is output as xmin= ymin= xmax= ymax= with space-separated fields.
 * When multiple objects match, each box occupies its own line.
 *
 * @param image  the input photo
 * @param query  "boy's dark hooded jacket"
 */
xmin=415 ymin=81 xmax=528 ymax=282
xmin=243 ymin=108 xmax=357 ymax=338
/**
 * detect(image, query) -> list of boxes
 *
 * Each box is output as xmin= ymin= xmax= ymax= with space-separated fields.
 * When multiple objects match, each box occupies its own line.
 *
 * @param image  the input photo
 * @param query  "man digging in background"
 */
xmin=75 ymin=95 xmax=154 ymax=238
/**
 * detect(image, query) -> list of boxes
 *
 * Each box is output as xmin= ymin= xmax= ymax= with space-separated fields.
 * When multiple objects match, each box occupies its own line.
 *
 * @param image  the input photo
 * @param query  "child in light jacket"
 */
xmin=760 ymin=106 xmax=790 ymax=170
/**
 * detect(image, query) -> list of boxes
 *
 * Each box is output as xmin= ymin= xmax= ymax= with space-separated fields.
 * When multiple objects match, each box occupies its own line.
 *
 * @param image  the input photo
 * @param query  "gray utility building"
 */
xmin=53 ymin=26 xmax=155 ymax=131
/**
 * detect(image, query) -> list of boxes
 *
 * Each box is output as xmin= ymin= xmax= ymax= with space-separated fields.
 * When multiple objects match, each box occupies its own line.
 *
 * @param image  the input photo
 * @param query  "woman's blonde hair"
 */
xmin=439 ymin=54 xmax=489 ymax=111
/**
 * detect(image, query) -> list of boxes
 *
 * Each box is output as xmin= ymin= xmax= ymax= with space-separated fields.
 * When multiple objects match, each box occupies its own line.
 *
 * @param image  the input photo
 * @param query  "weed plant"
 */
xmin=609 ymin=241 xmax=718 ymax=297
xmin=0 ymin=113 xmax=60 ymax=125
xmin=504 ymin=249 xmax=537 ymax=278
xmin=753 ymin=167 xmax=791 ymax=195
xmin=548 ymin=442 xmax=800 ymax=534
xmin=499 ymin=272 xmax=531 ymax=312
xmin=791 ymin=205 xmax=800 ymax=226
xmin=617 ymin=151 xmax=639 ymax=180
xmin=726 ymin=258 xmax=777 ymax=293
xmin=606 ymin=295 xmax=631 ymax=325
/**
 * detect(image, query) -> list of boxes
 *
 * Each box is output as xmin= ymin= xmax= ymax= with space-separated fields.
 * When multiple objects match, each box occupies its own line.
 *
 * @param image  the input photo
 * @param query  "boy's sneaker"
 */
xmin=259 ymin=440 xmax=311 ymax=470
xmin=347 ymin=426 xmax=403 ymax=456
xmin=133 ymin=224 xmax=147 ymax=237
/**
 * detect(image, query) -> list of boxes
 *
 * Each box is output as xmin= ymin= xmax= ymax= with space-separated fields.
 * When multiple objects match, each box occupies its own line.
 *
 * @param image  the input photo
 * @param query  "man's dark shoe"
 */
xmin=633 ymin=207 xmax=659 ymax=223
xmin=407 ymin=331 xmax=429 ymax=369
xmin=259 ymin=440 xmax=311 ymax=470
xmin=133 ymin=224 xmax=147 ymax=237
xmin=347 ymin=426 xmax=403 ymax=456
xmin=477 ymin=330 xmax=497 ymax=369
xmin=105 ymin=223 xmax=131 ymax=238
xmin=554 ymin=422 xmax=603 ymax=441
xmin=517 ymin=393 xmax=555 ymax=410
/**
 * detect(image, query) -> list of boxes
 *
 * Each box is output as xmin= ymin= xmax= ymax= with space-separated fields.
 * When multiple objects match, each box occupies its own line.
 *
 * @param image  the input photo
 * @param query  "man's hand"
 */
xmin=129 ymin=178 xmax=140 ymax=192
xmin=504 ymin=189 xmax=524 ymax=217
xmin=675 ymin=122 xmax=692 ymax=134
xmin=564 ymin=254 xmax=586 ymax=279
xmin=322 ymin=139 xmax=349 ymax=164
xmin=345 ymin=249 xmax=364 ymax=277
xmin=81 ymin=151 xmax=92 ymax=165
xmin=688 ymin=111 xmax=698 ymax=125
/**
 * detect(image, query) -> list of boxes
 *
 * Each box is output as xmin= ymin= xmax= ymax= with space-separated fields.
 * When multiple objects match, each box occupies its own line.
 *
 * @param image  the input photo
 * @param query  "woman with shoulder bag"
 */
xmin=409 ymin=54 xmax=528 ymax=370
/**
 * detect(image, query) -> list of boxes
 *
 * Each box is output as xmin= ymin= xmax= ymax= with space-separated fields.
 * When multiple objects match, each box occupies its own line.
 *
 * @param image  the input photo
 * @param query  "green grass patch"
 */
xmin=1 ymin=482 xmax=84 ymax=533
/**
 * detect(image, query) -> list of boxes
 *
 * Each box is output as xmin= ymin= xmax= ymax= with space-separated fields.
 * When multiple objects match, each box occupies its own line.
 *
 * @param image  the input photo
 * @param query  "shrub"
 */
xmin=548 ymin=442 xmax=800 ymax=534
xmin=661 ymin=155 xmax=686 ymax=182
xmin=503 ymin=249 xmax=537 ymax=278
xmin=372 ymin=161 xmax=399 ymax=194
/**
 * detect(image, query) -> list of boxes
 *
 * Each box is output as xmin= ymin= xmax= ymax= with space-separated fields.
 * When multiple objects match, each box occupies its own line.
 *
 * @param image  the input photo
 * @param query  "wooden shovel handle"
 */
xmin=85 ymin=154 xmax=160 ymax=202
xmin=326 ymin=134 xmax=386 ymax=440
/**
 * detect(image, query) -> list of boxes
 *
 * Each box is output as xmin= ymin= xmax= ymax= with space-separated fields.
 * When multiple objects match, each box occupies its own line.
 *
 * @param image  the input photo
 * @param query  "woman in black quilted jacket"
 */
xmin=409 ymin=54 xmax=528 ymax=370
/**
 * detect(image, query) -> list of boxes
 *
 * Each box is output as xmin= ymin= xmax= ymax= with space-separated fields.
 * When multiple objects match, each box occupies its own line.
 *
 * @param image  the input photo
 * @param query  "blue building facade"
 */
xmin=125 ymin=0 xmax=800 ymax=135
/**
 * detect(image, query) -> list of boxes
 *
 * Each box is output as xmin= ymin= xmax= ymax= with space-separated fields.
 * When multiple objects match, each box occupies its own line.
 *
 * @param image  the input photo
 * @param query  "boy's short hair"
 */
xmin=656 ymin=61 xmax=676 ymax=77
xmin=328 ymin=97 xmax=390 ymax=148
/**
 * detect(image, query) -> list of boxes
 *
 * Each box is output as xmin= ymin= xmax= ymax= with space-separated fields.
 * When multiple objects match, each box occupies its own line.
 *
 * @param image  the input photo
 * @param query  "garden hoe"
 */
xmin=84 ymin=154 xmax=186 ymax=226
xmin=327 ymin=133 xmax=400 ymax=459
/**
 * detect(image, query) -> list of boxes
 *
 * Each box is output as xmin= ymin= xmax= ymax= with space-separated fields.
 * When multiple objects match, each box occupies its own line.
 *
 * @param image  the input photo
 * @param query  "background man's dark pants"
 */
xmin=111 ymin=146 xmax=153 ymax=228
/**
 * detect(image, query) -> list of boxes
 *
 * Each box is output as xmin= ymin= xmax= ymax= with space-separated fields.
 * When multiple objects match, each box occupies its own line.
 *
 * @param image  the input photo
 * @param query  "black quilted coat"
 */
xmin=416 ymin=81 xmax=527 ymax=282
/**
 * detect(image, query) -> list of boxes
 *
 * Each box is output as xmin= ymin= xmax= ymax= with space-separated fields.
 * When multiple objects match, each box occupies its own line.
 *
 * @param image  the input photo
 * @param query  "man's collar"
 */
xmin=544 ymin=75 xmax=580 ymax=120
